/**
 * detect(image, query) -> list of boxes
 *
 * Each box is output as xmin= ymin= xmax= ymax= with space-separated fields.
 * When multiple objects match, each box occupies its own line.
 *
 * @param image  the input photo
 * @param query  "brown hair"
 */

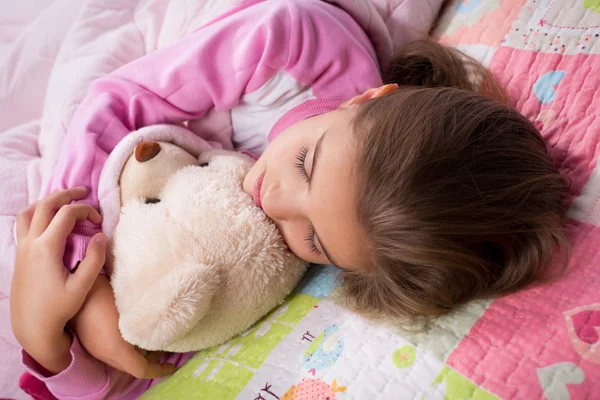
xmin=341 ymin=39 xmax=568 ymax=321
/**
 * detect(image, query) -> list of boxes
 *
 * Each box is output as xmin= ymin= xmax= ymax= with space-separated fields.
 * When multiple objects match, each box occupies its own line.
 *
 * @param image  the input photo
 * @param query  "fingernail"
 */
xmin=94 ymin=233 xmax=107 ymax=245
xmin=71 ymin=261 xmax=81 ymax=273
xmin=76 ymin=186 xmax=88 ymax=191
xmin=166 ymin=363 xmax=177 ymax=374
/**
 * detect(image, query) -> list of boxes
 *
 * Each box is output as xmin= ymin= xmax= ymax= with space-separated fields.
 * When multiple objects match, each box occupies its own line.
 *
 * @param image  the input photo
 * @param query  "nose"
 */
xmin=261 ymin=180 xmax=303 ymax=221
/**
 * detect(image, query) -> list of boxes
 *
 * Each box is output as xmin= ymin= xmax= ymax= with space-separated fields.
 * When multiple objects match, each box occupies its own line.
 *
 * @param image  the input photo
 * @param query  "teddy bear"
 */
xmin=96 ymin=124 xmax=307 ymax=352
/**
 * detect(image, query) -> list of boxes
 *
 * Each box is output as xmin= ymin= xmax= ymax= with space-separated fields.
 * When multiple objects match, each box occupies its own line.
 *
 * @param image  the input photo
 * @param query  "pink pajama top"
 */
xmin=21 ymin=0 xmax=389 ymax=398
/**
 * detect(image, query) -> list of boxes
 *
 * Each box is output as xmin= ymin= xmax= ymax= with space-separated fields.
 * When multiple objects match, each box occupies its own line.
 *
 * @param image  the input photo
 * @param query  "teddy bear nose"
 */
xmin=135 ymin=141 xmax=161 ymax=162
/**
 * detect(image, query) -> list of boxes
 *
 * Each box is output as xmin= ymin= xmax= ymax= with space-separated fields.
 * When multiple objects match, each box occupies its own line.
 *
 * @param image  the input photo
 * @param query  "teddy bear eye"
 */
xmin=198 ymin=162 xmax=209 ymax=167
xmin=145 ymin=198 xmax=161 ymax=204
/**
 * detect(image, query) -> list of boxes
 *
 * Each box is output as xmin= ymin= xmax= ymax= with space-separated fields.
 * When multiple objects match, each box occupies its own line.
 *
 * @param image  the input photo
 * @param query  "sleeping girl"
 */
xmin=11 ymin=0 xmax=567 ymax=398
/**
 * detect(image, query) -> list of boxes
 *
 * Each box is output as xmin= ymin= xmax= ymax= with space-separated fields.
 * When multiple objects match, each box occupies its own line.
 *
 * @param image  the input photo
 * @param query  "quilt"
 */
xmin=143 ymin=1 xmax=600 ymax=399
xmin=0 ymin=0 xmax=443 ymax=398
xmin=3 ymin=0 xmax=599 ymax=399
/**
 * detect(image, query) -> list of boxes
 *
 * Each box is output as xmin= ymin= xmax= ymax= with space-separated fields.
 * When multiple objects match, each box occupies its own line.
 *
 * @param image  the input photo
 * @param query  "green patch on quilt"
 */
xmin=433 ymin=366 xmax=497 ymax=400
xmin=304 ymin=330 xmax=326 ymax=356
xmin=141 ymin=293 xmax=319 ymax=400
xmin=584 ymin=0 xmax=600 ymax=13
xmin=392 ymin=345 xmax=416 ymax=368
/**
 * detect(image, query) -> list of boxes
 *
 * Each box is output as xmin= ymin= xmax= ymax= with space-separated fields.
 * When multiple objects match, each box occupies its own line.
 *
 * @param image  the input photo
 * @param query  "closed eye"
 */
xmin=294 ymin=145 xmax=309 ymax=183
xmin=145 ymin=198 xmax=161 ymax=204
xmin=305 ymin=226 xmax=321 ymax=256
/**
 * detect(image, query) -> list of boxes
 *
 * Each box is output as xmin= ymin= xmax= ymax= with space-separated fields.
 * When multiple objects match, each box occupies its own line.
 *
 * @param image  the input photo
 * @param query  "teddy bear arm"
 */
xmin=117 ymin=263 xmax=219 ymax=351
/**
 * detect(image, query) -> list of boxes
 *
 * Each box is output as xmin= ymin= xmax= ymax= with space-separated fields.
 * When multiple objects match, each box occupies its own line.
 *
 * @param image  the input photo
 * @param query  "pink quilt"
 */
xmin=0 ymin=0 xmax=443 ymax=398
xmin=7 ymin=0 xmax=599 ymax=399
xmin=433 ymin=0 xmax=600 ymax=398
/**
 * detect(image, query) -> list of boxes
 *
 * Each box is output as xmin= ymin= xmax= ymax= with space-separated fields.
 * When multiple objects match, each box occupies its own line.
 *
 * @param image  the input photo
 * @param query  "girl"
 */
xmin=11 ymin=0 xmax=567 ymax=398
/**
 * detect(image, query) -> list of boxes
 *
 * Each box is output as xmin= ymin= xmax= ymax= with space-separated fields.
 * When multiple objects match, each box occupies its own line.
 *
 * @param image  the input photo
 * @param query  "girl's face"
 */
xmin=242 ymin=107 xmax=369 ymax=269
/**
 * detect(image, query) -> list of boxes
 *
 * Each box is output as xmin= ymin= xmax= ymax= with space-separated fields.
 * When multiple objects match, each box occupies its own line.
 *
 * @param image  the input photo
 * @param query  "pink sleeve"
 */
xmin=44 ymin=0 xmax=294 ymax=269
xmin=21 ymin=335 xmax=194 ymax=400
xmin=45 ymin=0 xmax=381 ymax=269
xmin=22 ymin=336 xmax=111 ymax=400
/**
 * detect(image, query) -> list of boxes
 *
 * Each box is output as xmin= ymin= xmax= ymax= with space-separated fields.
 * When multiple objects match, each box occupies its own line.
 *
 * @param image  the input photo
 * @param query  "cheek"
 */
xmin=243 ymin=161 xmax=260 ymax=194
xmin=260 ymin=139 xmax=299 ymax=179
xmin=277 ymin=222 xmax=323 ymax=264
xmin=277 ymin=222 xmax=308 ymax=259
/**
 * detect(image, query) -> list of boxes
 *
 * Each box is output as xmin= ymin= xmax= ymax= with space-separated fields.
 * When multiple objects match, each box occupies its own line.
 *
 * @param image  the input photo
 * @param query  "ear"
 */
xmin=117 ymin=263 xmax=219 ymax=350
xmin=135 ymin=141 xmax=161 ymax=162
xmin=343 ymin=83 xmax=399 ymax=107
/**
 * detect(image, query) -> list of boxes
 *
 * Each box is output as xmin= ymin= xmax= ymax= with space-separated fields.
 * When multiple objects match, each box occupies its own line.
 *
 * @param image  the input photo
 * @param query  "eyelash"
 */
xmin=295 ymin=146 xmax=321 ymax=256
xmin=295 ymin=145 xmax=310 ymax=183
xmin=305 ymin=226 xmax=321 ymax=255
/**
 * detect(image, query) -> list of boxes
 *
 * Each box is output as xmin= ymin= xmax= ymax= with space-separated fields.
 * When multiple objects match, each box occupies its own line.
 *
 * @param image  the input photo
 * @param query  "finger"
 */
xmin=143 ymin=362 xmax=177 ymax=379
xmin=15 ymin=201 xmax=37 ymax=242
xmin=96 ymin=332 xmax=175 ymax=379
xmin=30 ymin=187 xmax=89 ymax=236
xmin=67 ymin=233 xmax=107 ymax=297
xmin=117 ymin=345 xmax=176 ymax=379
xmin=134 ymin=346 xmax=148 ymax=357
xmin=43 ymin=204 xmax=102 ymax=246
xmin=146 ymin=351 xmax=164 ymax=364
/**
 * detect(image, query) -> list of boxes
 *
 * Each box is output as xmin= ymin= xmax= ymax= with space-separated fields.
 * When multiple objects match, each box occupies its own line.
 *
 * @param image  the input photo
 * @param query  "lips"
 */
xmin=253 ymin=172 xmax=265 ymax=209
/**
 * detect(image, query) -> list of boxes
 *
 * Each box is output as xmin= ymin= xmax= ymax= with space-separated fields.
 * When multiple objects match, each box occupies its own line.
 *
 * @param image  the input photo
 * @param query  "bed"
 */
xmin=1 ymin=0 xmax=599 ymax=399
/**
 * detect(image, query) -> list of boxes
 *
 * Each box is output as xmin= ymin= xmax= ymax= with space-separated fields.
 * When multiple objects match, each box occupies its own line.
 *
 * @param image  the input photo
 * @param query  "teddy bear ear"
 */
xmin=117 ymin=263 xmax=219 ymax=350
xmin=135 ymin=141 xmax=161 ymax=162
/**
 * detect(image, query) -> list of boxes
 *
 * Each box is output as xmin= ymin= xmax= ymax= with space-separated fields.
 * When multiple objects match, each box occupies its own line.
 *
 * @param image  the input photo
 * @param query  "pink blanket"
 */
xmin=433 ymin=0 xmax=600 ymax=398
xmin=0 ymin=0 xmax=443 ymax=398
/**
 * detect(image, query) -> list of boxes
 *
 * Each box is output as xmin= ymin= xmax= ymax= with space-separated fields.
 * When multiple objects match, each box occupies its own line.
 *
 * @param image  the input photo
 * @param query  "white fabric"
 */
xmin=231 ymin=70 xmax=317 ymax=154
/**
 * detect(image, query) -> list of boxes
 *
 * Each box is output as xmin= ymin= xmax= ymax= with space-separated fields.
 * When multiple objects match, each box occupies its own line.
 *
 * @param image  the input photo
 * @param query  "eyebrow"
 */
xmin=315 ymin=232 xmax=340 ymax=268
xmin=309 ymin=130 xmax=341 ymax=267
xmin=309 ymin=131 xmax=326 ymax=190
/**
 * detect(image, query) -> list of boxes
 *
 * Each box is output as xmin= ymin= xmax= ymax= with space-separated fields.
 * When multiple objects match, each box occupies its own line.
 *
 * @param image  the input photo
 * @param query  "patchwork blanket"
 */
xmin=2 ymin=0 xmax=599 ymax=399
xmin=142 ymin=1 xmax=600 ymax=399
xmin=0 ymin=0 xmax=443 ymax=398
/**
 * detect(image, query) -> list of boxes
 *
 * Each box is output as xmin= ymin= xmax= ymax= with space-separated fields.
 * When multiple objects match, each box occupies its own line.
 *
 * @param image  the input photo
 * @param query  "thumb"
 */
xmin=69 ymin=233 xmax=107 ymax=296
xmin=113 ymin=344 xmax=177 ymax=379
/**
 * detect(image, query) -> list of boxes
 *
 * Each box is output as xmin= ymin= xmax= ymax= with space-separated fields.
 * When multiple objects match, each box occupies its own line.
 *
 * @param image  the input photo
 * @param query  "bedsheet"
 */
xmin=142 ymin=1 xmax=600 ymax=399
xmin=0 ymin=0 xmax=443 ymax=398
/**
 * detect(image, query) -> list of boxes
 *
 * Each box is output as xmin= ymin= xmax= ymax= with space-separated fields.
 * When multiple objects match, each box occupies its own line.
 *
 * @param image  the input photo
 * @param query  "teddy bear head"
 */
xmin=98 ymin=125 xmax=307 ymax=352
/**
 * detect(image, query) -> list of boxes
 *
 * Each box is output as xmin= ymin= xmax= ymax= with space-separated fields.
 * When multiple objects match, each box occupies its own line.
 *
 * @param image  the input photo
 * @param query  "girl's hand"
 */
xmin=11 ymin=187 xmax=106 ymax=374
xmin=71 ymin=274 xmax=177 ymax=379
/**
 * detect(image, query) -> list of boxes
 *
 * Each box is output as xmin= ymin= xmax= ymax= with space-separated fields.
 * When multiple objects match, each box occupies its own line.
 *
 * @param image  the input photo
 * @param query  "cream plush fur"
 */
xmin=97 ymin=125 xmax=307 ymax=352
